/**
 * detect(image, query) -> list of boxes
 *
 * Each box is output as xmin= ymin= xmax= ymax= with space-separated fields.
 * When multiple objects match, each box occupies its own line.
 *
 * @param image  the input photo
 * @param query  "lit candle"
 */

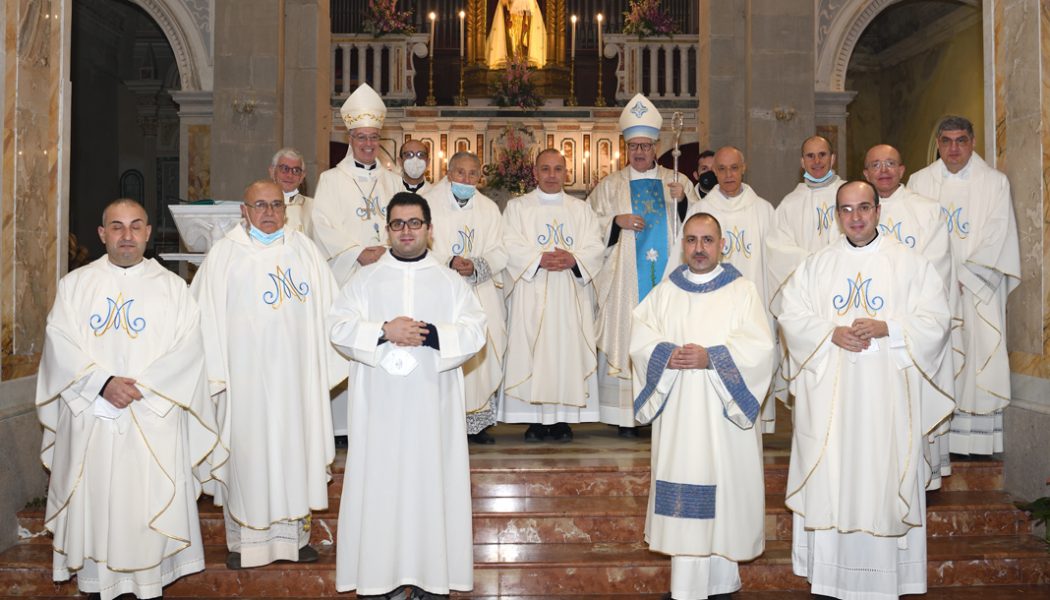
xmin=596 ymin=13 xmax=603 ymax=59
xmin=613 ymin=151 xmax=620 ymax=170
xmin=458 ymin=10 xmax=465 ymax=58
xmin=570 ymin=15 xmax=577 ymax=60
xmin=429 ymin=12 xmax=436 ymax=55
xmin=584 ymin=149 xmax=591 ymax=183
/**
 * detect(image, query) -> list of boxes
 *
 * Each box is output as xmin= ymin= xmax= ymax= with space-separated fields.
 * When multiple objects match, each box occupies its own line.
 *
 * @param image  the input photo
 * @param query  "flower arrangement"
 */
xmin=483 ymin=126 xmax=538 ymax=194
xmin=363 ymin=0 xmax=415 ymax=36
xmin=623 ymin=0 xmax=680 ymax=38
xmin=491 ymin=55 xmax=544 ymax=111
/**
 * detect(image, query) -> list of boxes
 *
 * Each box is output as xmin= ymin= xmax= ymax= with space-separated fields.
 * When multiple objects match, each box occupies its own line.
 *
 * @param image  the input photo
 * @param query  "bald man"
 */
xmin=399 ymin=139 xmax=433 ymax=195
xmin=685 ymin=146 xmax=777 ymax=433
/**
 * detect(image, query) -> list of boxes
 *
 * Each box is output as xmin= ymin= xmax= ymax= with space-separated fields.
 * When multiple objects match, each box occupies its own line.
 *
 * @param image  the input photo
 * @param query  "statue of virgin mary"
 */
xmin=486 ymin=0 xmax=546 ymax=68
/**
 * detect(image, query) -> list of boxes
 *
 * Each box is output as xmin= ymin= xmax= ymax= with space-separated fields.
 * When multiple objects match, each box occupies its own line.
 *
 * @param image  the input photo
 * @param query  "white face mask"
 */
xmin=403 ymin=157 xmax=427 ymax=180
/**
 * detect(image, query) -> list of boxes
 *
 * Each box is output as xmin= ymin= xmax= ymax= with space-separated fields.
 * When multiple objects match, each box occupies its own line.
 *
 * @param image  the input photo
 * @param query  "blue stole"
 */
xmin=630 ymin=178 xmax=669 ymax=302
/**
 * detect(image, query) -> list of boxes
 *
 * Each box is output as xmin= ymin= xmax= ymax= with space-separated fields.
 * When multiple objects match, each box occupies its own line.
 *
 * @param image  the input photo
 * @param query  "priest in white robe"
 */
xmin=399 ymin=138 xmax=434 ymax=196
xmin=632 ymin=212 xmax=774 ymax=600
xmin=500 ymin=149 xmax=606 ymax=442
xmin=863 ymin=143 xmax=958 ymax=489
xmin=191 ymin=180 xmax=341 ymax=570
xmin=37 ymin=199 xmax=217 ymax=600
xmin=312 ymin=83 xmax=402 ymax=435
xmin=589 ymin=93 xmax=698 ymax=435
xmin=908 ymin=115 xmax=1021 ymax=455
xmin=425 ymin=151 xmax=508 ymax=443
xmin=779 ymin=181 xmax=954 ymax=600
xmin=269 ymin=147 xmax=314 ymax=236
xmin=330 ymin=192 xmax=486 ymax=597
xmin=685 ymin=146 xmax=777 ymax=433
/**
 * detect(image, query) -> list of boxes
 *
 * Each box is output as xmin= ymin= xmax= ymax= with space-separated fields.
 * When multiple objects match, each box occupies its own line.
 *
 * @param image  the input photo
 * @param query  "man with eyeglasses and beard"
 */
xmin=778 ymin=181 xmax=954 ymax=600
xmin=191 ymin=180 xmax=341 ymax=571
xmin=268 ymin=147 xmax=313 ymax=235
xmin=329 ymin=192 xmax=486 ymax=599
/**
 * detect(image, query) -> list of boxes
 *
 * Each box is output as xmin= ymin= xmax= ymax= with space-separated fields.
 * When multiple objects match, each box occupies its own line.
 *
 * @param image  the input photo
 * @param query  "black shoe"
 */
xmin=524 ymin=423 xmax=548 ymax=442
xmin=298 ymin=544 xmax=319 ymax=563
xmin=335 ymin=435 xmax=348 ymax=449
xmin=468 ymin=428 xmax=496 ymax=444
xmin=549 ymin=422 xmax=573 ymax=442
xmin=710 ymin=594 xmax=735 ymax=600
xmin=617 ymin=426 xmax=639 ymax=438
xmin=225 ymin=551 xmax=242 ymax=570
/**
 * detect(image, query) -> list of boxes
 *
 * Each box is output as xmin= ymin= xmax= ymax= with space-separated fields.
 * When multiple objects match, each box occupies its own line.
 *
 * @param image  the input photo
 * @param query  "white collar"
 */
xmin=843 ymin=232 xmax=881 ymax=253
xmin=629 ymin=165 xmax=658 ymax=180
xmin=941 ymin=156 xmax=973 ymax=180
xmin=684 ymin=263 xmax=724 ymax=284
xmin=105 ymin=257 xmax=147 ymax=274
xmin=537 ymin=190 xmax=563 ymax=205
xmin=283 ymin=189 xmax=298 ymax=201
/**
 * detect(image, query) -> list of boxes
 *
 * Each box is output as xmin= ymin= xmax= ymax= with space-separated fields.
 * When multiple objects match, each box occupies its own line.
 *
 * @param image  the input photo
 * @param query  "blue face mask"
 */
xmin=804 ymin=169 xmax=836 ymax=184
xmin=249 ymin=224 xmax=285 ymax=245
xmin=450 ymin=181 xmax=476 ymax=201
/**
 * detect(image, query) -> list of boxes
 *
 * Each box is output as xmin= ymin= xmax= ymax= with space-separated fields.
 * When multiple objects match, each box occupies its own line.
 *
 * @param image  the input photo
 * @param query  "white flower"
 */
xmin=646 ymin=248 xmax=659 ymax=262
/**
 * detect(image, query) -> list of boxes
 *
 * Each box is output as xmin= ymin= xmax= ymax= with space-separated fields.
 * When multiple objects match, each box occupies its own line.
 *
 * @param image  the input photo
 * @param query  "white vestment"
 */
xmin=687 ymin=183 xmax=778 ymax=432
xmin=908 ymin=154 xmax=1021 ymax=454
xmin=588 ymin=165 xmax=699 ymax=427
xmin=191 ymin=227 xmax=341 ymax=567
xmin=425 ymin=180 xmax=509 ymax=434
xmin=37 ymin=257 xmax=217 ymax=600
xmin=284 ymin=191 xmax=314 ymax=237
xmin=311 ymin=156 xmax=403 ymax=286
xmin=631 ymin=264 xmax=774 ymax=599
xmin=778 ymin=235 xmax=954 ymax=599
xmin=500 ymin=189 xmax=606 ymax=423
xmin=486 ymin=0 xmax=546 ymax=68
xmin=878 ymin=184 xmax=959 ymax=488
xmin=330 ymin=251 xmax=486 ymax=594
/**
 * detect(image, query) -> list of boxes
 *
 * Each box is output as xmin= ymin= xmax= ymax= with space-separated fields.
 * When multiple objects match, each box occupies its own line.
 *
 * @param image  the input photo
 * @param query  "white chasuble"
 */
xmin=780 ymin=235 xmax=953 ymax=534
xmin=311 ymin=156 xmax=403 ymax=286
xmin=687 ymin=184 xmax=778 ymax=431
xmin=191 ymin=227 xmax=340 ymax=564
xmin=329 ymin=252 xmax=486 ymax=595
xmin=631 ymin=264 xmax=774 ymax=561
xmin=37 ymin=257 xmax=217 ymax=600
xmin=909 ymin=155 xmax=1021 ymax=454
xmin=500 ymin=190 xmax=606 ymax=423
xmin=284 ymin=192 xmax=314 ymax=237
xmin=425 ymin=181 xmax=509 ymax=428
xmin=588 ymin=166 xmax=699 ymax=427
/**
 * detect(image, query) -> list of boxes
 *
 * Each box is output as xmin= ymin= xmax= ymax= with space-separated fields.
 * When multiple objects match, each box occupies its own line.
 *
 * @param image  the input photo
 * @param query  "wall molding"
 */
xmin=1010 ymin=372 xmax=1050 ymax=416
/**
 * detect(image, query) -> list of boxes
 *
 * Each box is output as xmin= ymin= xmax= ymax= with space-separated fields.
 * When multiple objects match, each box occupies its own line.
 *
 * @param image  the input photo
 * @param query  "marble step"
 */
xmin=1 ymin=535 xmax=1048 ymax=596
xmin=16 ymin=490 xmax=1028 ymax=548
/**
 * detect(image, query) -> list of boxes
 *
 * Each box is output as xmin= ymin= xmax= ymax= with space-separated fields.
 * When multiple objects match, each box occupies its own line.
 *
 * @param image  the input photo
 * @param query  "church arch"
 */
xmin=816 ymin=0 xmax=903 ymax=93
xmin=127 ymin=0 xmax=212 ymax=91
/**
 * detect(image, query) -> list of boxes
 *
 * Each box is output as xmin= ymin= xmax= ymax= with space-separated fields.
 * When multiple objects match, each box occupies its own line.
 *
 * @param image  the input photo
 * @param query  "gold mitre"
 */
xmin=619 ymin=93 xmax=662 ymax=141
xmin=340 ymin=83 xmax=386 ymax=130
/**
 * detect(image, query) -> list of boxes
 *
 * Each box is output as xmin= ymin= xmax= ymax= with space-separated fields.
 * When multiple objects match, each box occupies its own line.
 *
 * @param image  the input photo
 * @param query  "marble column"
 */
xmin=814 ymin=90 xmax=857 ymax=173
xmin=283 ymin=0 xmax=330 ymax=187
xmin=171 ymin=90 xmax=214 ymax=203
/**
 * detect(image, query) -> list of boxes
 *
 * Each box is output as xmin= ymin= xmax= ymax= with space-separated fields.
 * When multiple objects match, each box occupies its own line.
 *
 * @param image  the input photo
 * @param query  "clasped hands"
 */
xmin=668 ymin=343 xmax=709 ymax=370
xmin=450 ymin=255 xmax=475 ymax=277
xmin=539 ymin=247 xmax=577 ymax=272
xmin=831 ymin=318 xmax=889 ymax=353
xmin=382 ymin=316 xmax=430 ymax=347
xmin=102 ymin=376 xmax=143 ymax=409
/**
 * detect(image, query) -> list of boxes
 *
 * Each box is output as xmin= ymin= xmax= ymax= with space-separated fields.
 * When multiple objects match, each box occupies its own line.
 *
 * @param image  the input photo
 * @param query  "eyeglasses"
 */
xmin=836 ymin=203 xmax=877 ymax=215
xmin=401 ymin=150 xmax=428 ymax=160
xmin=351 ymin=133 xmax=381 ymax=143
xmin=627 ymin=143 xmax=654 ymax=152
xmin=865 ymin=160 xmax=899 ymax=171
xmin=388 ymin=218 xmax=427 ymax=231
xmin=276 ymin=164 xmax=303 ymax=176
xmin=246 ymin=200 xmax=287 ymax=212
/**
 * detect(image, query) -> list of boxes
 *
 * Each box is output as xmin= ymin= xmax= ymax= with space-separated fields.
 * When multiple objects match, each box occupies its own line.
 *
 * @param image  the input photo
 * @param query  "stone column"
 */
xmin=283 ymin=0 xmax=330 ymax=187
xmin=171 ymin=90 xmax=214 ymax=202
xmin=814 ymin=90 xmax=857 ymax=174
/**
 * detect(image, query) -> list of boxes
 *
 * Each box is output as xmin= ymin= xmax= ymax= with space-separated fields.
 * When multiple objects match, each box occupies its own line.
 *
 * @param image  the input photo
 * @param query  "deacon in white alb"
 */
xmin=192 ymin=180 xmax=341 ymax=570
xmin=312 ymin=83 xmax=402 ymax=286
xmin=589 ymin=92 xmax=699 ymax=435
xmin=330 ymin=192 xmax=486 ymax=598
xmin=500 ymin=149 xmax=606 ymax=443
xmin=425 ymin=151 xmax=508 ymax=444
xmin=908 ymin=115 xmax=1020 ymax=455
xmin=632 ymin=213 xmax=774 ymax=600
xmin=863 ymin=143 xmax=958 ymax=488
xmin=686 ymin=146 xmax=777 ymax=432
xmin=779 ymin=182 xmax=954 ymax=600
xmin=269 ymin=147 xmax=314 ymax=235
xmin=37 ymin=199 xmax=217 ymax=600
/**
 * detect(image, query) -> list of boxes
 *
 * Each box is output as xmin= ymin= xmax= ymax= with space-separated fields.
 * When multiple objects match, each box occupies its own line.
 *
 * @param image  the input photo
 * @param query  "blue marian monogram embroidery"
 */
xmin=833 ymin=272 xmax=885 ymax=317
xmin=537 ymin=220 xmax=574 ymax=249
xmin=722 ymin=226 xmax=752 ymax=259
xmin=90 ymin=294 xmax=147 ymax=338
xmin=452 ymin=226 xmax=475 ymax=255
xmin=263 ymin=265 xmax=311 ymax=309
xmin=941 ymin=204 xmax=970 ymax=240
xmin=355 ymin=195 xmax=386 ymax=222
xmin=878 ymin=219 xmax=916 ymax=248
xmin=816 ymin=203 xmax=835 ymax=236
